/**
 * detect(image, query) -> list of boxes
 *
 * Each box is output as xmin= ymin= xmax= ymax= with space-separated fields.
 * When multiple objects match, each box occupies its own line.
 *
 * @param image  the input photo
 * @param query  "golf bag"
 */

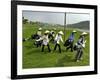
xmin=64 ymin=39 xmax=73 ymax=47
xmin=34 ymin=40 xmax=43 ymax=47
xmin=64 ymin=39 xmax=74 ymax=52
xmin=32 ymin=34 xmax=42 ymax=47
xmin=64 ymin=40 xmax=70 ymax=46
xmin=31 ymin=33 xmax=41 ymax=40
xmin=23 ymin=33 xmax=40 ymax=42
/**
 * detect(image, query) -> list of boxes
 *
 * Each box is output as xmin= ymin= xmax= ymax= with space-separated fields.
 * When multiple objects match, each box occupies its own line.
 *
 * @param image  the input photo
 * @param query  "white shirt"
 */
xmin=55 ymin=34 xmax=63 ymax=44
xmin=36 ymin=35 xmax=49 ymax=45
xmin=76 ymin=36 xmax=86 ymax=48
xmin=42 ymin=35 xmax=49 ymax=45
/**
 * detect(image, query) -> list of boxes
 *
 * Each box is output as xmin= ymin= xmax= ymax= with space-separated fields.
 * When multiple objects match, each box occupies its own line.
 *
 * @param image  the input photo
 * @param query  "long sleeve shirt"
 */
xmin=55 ymin=34 xmax=63 ymax=44
xmin=36 ymin=35 xmax=49 ymax=45
xmin=77 ymin=36 xmax=86 ymax=48
xmin=68 ymin=33 xmax=74 ymax=42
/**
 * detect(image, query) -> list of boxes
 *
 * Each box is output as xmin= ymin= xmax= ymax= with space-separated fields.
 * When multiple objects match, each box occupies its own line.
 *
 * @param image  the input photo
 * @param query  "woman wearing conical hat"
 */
xmin=64 ymin=30 xmax=77 ymax=52
xmin=54 ymin=31 xmax=64 ymax=53
xmin=74 ymin=32 xmax=87 ymax=62
xmin=36 ymin=30 xmax=51 ymax=52
xmin=37 ymin=27 xmax=42 ymax=37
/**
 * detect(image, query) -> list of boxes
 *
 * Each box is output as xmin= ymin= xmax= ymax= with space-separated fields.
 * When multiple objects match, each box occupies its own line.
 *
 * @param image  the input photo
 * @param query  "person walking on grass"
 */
xmin=54 ymin=31 xmax=64 ymax=53
xmin=34 ymin=28 xmax=43 ymax=47
xmin=64 ymin=30 xmax=77 ymax=52
xmin=74 ymin=32 xmax=87 ymax=62
xmin=23 ymin=27 xmax=42 ymax=42
xmin=36 ymin=30 xmax=51 ymax=52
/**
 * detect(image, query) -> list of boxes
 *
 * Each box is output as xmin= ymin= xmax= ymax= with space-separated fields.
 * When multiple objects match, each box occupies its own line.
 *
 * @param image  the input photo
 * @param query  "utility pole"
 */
xmin=64 ymin=12 xmax=66 ymax=42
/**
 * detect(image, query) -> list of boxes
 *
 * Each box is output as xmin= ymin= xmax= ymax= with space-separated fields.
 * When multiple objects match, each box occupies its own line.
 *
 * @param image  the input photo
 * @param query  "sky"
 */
xmin=23 ymin=11 xmax=90 ymax=25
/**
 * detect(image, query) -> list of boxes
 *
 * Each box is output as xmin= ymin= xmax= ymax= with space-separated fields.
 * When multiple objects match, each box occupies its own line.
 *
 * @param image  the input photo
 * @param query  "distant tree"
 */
xmin=23 ymin=17 xmax=28 ymax=24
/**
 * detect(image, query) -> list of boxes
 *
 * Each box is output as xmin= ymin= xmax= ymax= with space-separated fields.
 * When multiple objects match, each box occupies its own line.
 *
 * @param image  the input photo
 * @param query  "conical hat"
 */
xmin=72 ymin=30 xmax=77 ymax=33
xmin=81 ymin=32 xmax=87 ymax=35
xmin=44 ymin=30 xmax=50 ymax=33
xmin=38 ymin=28 xmax=42 ymax=30
xmin=58 ymin=31 xmax=64 ymax=35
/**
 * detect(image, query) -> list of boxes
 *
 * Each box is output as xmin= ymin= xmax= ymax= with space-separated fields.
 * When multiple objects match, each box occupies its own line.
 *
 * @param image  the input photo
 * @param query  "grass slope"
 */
xmin=23 ymin=23 xmax=90 ymax=69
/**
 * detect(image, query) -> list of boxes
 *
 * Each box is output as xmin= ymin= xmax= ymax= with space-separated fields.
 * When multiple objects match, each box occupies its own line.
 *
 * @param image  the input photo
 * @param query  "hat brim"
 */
xmin=58 ymin=33 xmax=63 ymax=35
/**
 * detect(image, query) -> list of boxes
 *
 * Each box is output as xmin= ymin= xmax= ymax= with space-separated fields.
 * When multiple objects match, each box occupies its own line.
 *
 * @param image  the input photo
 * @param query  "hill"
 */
xmin=67 ymin=21 xmax=90 ymax=30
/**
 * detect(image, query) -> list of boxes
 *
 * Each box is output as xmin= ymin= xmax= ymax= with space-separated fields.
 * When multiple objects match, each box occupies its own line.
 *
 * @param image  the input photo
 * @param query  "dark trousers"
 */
xmin=42 ymin=44 xmax=51 ymax=52
xmin=54 ymin=43 xmax=61 ymax=53
xmin=66 ymin=41 xmax=74 ymax=52
xmin=75 ymin=48 xmax=83 ymax=61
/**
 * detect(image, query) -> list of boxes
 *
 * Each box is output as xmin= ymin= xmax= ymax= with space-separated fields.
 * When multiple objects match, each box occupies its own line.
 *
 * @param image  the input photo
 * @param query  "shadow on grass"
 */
xmin=55 ymin=54 xmax=75 ymax=67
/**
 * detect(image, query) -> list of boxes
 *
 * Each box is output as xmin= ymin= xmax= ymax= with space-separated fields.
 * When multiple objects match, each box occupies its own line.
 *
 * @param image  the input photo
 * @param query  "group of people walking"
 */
xmin=24 ymin=27 xmax=88 ymax=62
xmin=36 ymin=29 xmax=64 ymax=53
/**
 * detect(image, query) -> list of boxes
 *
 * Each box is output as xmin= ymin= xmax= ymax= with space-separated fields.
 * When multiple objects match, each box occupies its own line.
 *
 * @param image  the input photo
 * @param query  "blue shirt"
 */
xmin=68 ymin=33 xmax=74 ymax=41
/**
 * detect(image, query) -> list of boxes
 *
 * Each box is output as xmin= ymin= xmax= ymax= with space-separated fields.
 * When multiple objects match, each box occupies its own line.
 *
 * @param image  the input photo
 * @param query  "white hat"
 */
xmin=44 ymin=30 xmax=50 ymax=34
xmin=81 ymin=32 xmax=87 ymax=35
xmin=38 ymin=28 xmax=42 ymax=30
xmin=58 ymin=31 xmax=64 ymax=35
xmin=72 ymin=30 xmax=77 ymax=33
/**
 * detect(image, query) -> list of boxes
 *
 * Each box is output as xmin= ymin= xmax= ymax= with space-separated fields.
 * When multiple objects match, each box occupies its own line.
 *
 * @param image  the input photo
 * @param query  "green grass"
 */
xmin=22 ymin=23 xmax=90 ymax=69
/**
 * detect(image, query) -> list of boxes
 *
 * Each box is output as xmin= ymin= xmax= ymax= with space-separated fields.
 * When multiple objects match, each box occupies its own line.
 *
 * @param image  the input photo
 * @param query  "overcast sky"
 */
xmin=23 ymin=11 xmax=90 ymax=25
